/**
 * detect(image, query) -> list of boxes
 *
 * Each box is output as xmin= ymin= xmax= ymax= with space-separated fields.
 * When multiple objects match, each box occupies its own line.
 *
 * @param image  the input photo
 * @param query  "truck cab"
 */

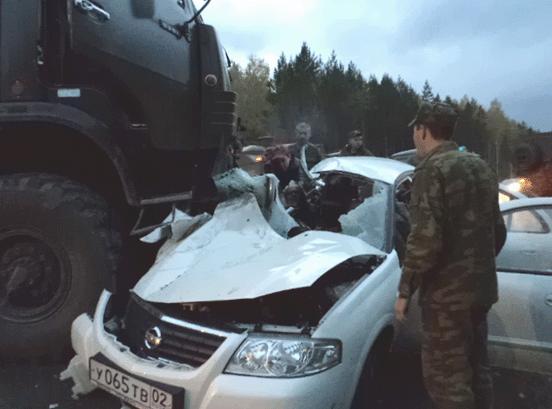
xmin=0 ymin=0 xmax=236 ymax=360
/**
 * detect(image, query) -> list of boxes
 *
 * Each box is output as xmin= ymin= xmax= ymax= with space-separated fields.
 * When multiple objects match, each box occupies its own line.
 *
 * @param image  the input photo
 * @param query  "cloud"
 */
xmin=199 ymin=0 xmax=552 ymax=131
xmin=203 ymin=0 xmax=318 ymax=27
xmin=202 ymin=0 xmax=323 ymax=67
xmin=397 ymin=0 xmax=552 ymax=49
xmin=501 ymin=91 xmax=552 ymax=130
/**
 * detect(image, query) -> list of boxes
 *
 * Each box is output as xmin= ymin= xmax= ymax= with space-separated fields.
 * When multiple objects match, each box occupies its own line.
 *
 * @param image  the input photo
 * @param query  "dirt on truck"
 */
xmin=0 ymin=0 xmax=236 ymax=360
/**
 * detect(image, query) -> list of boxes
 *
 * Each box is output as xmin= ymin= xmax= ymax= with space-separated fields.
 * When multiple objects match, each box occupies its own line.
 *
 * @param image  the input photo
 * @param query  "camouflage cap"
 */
xmin=348 ymin=129 xmax=363 ymax=139
xmin=408 ymin=101 xmax=458 ymax=127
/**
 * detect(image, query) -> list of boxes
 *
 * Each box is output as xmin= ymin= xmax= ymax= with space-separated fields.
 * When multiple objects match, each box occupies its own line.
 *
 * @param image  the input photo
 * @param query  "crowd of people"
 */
xmin=261 ymin=123 xmax=373 ymax=191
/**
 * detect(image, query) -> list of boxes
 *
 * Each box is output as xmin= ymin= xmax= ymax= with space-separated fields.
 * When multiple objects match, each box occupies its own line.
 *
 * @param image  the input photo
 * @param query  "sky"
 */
xmin=201 ymin=0 xmax=552 ymax=132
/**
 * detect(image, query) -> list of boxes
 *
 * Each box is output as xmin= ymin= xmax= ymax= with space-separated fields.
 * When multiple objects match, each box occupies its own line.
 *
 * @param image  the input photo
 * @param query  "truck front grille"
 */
xmin=122 ymin=295 xmax=228 ymax=368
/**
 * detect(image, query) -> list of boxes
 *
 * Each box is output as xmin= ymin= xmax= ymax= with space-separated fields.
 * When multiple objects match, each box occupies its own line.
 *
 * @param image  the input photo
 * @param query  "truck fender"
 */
xmin=0 ymin=102 xmax=139 ymax=205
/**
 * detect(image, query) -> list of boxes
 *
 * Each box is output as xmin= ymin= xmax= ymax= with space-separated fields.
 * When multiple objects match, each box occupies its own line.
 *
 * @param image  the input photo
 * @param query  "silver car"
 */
xmin=237 ymin=145 xmax=266 ymax=176
xmin=398 ymin=197 xmax=552 ymax=376
xmin=489 ymin=197 xmax=552 ymax=374
xmin=62 ymin=157 xmax=416 ymax=409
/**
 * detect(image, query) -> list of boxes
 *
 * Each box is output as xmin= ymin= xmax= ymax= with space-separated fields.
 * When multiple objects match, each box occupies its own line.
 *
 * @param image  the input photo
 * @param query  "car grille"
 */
xmin=122 ymin=295 xmax=228 ymax=368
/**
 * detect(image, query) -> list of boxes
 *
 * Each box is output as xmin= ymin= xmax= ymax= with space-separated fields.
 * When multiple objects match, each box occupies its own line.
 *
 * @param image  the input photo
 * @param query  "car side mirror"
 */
xmin=131 ymin=0 xmax=155 ymax=19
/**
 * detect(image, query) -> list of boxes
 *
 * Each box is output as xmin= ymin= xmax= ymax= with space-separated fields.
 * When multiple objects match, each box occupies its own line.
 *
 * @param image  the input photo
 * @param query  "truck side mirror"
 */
xmin=131 ymin=0 xmax=155 ymax=19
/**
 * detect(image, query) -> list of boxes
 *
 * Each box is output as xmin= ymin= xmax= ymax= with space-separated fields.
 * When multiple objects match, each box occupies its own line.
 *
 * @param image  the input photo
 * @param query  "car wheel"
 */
xmin=350 ymin=330 xmax=393 ymax=409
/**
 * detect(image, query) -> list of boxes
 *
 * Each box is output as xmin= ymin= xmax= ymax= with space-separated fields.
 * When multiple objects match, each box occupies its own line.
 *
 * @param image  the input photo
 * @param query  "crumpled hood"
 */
xmin=133 ymin=194 xmax=385 ymax=303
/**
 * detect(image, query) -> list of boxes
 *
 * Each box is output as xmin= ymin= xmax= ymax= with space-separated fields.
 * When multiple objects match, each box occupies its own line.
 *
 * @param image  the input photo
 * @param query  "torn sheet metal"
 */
xmin=265 ymin=178 xmax=298 ymax=237
xmin=141 ymin=210 xmax=212 ymax=244
xmin=215 ymin=168 xmax=298 ymax=237
xmin=215 ymin=168 xmax=271 ymax=205
xmin=133 ymin=194 xmax=384 ymax=304
xmin=60 ymin=355 xmax=97 ymax=399
xmin=311 ymin=156 xmax=413 ymax=184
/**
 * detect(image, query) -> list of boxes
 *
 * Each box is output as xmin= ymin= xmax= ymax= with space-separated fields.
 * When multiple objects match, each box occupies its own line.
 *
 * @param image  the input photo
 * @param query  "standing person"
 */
xmin=395 ymin=102 xmax=507 ymax=409
xmin=339 ymin=130 xmax=373 ymax=156
xmin=289 ymin=122 xmax=323 ymax=171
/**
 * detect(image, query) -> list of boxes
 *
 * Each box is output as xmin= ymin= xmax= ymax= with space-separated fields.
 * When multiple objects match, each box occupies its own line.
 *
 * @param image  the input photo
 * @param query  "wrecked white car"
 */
xmin=62 ymin=157 xmax=414 ymax=409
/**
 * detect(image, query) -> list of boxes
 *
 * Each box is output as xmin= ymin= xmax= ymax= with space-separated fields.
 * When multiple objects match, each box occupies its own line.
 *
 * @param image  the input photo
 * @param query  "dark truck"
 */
xmin=513 ymin=132 xmax=552 ymax=196
xmin=0 ymin=0 xmax=235 ymax=360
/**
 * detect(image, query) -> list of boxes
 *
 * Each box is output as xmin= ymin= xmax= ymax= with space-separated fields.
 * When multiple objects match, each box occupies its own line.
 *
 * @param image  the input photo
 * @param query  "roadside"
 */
xmin=1 ymin=350 xmax=550 ymax=409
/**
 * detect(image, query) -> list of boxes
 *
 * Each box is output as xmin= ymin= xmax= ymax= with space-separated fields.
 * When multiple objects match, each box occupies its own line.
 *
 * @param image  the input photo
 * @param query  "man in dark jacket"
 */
xmin=395 ymin=102 xmax=507 ymax=409
xmin=339 ymin=130 xmax=373 ymax=156
xmin=288 ymin=122 xmax=323 ymax=171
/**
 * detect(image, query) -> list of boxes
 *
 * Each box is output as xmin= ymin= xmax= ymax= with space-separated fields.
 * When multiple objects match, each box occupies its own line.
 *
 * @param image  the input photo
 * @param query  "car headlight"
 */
xmin=225 ymin=335 xmax=341 ymax=378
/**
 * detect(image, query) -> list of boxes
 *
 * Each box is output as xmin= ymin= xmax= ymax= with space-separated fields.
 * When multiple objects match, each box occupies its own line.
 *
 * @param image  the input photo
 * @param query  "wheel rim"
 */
xmin=0 ymin=229 xmax=70 ymax=323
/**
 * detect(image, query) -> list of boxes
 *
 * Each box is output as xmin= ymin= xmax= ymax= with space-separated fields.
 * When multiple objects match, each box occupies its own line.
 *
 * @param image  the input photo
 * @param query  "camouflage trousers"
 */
xmin=421 ymin=303 xmax=493 ymax=409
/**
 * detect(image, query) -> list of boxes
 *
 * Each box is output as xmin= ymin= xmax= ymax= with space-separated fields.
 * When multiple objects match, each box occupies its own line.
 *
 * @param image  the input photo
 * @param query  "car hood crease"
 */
xmin=133 ymin=194 xmax=385 ymax=303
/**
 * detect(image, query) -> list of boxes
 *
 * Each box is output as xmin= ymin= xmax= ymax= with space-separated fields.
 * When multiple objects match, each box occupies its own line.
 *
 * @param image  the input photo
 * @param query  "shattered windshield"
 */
xmin=338 ymin=181 xmax=389 ymax=250
xmin=211 ymin=169 xmax=390 ymax=251
xmin=284 ymin=171 xmax=390 ymax=250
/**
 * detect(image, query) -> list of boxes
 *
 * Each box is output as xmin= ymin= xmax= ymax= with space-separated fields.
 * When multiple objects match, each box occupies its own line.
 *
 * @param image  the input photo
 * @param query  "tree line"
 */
xmin=230 ymin=43 xmax=535 ymax=178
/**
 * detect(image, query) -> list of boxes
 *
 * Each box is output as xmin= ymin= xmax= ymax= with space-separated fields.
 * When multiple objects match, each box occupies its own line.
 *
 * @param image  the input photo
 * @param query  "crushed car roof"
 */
xmin=311 ymin=156 xmax=414 ymax=184
xmin=134 ymin=194 xmax=385 ymax=304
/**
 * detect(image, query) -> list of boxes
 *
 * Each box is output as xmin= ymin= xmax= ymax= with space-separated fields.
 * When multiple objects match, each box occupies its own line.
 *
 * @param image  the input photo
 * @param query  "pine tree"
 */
xmin=421 ymin=80 xmax=434 ymax=102
xmin=270 ymin=43 xmax=321 ymax=139
xmin=267 ymin=44 xmax=530 ymax=172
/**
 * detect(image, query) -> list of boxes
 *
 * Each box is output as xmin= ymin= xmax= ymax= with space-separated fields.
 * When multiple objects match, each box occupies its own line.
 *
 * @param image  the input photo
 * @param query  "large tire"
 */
xmin=0 ymin=174 xmax=121 ymax=361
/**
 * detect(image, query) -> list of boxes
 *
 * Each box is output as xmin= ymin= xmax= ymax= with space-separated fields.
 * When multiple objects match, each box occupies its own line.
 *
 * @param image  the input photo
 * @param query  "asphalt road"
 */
xmin=1 ymin=350 xmax=551 ymax=409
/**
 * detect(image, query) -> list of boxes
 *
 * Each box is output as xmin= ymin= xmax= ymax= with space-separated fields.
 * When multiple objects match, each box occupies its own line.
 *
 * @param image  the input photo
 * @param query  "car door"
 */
xmin=488 ymin=200 xmax=552 ymax=375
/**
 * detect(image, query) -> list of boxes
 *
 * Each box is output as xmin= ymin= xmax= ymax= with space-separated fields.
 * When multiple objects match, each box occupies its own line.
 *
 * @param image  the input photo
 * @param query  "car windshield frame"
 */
xmin=312 ymin=170 xmax=394 ymax=253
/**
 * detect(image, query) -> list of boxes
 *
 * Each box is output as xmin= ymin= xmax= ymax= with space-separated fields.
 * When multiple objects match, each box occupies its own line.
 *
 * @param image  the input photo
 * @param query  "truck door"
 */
xmin=69 ymin=0 xmax=201 ymax=150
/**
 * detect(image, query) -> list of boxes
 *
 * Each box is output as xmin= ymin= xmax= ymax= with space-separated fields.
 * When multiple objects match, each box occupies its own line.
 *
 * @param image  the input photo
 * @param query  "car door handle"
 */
xmin=546 ymin=294 xmax=552 ymax=307
xmin=74 ymin=0 xmax=110 ymax=22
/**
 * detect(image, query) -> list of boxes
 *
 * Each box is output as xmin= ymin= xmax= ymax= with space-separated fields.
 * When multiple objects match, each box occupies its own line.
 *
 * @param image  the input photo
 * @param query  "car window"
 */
xmin=503 ymin=209 xmax=549 ymax=233
xmin=283 ymin=171 xmax=391 ymax=251
xmin=497 ymin=205 xmax=552 ymax=274
xmin=543 ymin=207 xmax=552 ymax=220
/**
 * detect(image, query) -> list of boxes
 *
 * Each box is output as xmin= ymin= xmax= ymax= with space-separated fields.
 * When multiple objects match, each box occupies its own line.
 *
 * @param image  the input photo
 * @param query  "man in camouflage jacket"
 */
xmin=395 ymin=102 xmax=507 ymax=409
xmin=339 ymin=130 xmax=374 ymax=156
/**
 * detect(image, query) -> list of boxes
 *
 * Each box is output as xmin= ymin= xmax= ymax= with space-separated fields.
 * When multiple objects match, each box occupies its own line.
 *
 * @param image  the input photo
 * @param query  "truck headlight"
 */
xmin=225 ymin=335 xmax=341 ymax=378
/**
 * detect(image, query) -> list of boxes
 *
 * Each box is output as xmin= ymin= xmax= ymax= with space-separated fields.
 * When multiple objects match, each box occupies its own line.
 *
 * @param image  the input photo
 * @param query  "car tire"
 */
xmin=350 ymin=330 xmax=393 ymax=409
xmin=0 ymin=174 xmax=121 ymax=362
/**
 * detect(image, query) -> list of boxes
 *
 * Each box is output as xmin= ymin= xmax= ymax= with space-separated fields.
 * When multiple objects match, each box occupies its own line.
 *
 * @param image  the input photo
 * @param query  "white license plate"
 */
xmin=89 ymin=357 xmax=180 ymax=409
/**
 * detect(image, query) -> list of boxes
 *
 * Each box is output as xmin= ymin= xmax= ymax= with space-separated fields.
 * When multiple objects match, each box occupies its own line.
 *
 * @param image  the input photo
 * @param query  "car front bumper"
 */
xmin=62 ymin=290 xmax=348 ymax=409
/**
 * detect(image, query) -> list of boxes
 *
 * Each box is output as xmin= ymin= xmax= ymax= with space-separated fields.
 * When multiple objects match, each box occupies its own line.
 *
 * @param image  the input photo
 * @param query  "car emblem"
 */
xmin=144 ymin=326 xmax=162 ymax=350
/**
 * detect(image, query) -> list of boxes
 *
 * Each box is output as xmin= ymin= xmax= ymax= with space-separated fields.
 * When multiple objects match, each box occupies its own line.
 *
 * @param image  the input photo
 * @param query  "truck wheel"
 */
xmin=0 ymin=174 xmax=121 ymax=361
